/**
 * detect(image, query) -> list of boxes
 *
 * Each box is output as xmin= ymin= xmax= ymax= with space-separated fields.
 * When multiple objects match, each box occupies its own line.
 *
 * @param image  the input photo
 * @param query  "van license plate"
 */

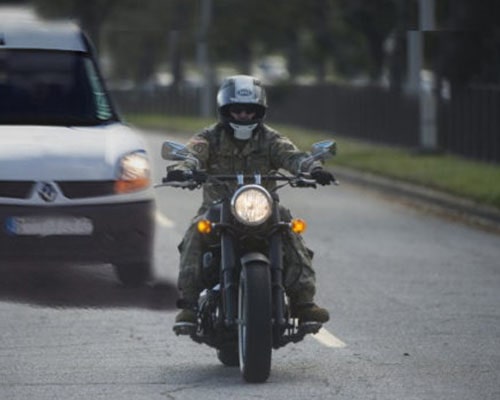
xmin=5 ymin=216 xmax=93 ymax=236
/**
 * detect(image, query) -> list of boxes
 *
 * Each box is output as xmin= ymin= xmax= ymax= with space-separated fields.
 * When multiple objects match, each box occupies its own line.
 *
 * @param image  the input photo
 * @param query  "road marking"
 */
xmin=313 ymin=327 xmax=346 ymax=348
xmin=155 ymin=211 xmax=175 ymax=228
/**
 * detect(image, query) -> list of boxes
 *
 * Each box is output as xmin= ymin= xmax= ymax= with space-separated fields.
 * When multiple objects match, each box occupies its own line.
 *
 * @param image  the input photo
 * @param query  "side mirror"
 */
xmin=161 ymin=141 xmax=200 ymax=168
xmin=311 ymin=140 xmax=336 ymax=159
xmin=299 ymin=139 xmax=336 ymax=172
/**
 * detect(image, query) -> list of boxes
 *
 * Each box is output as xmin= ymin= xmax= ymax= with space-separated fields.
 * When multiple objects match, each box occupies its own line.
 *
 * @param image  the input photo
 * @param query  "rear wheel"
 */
xmin=114 ymin=262 xmax=151 ymax=287
xmin=238 ymin=262 xmax=272 ymax=383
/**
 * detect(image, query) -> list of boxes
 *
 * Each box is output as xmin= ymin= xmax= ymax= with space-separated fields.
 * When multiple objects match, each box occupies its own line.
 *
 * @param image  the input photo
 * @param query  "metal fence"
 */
xmin=111 ymin=86 xmax=201 ymax=116
xmin=267 ymin=84 xmax=420 ymax=147
xmin=110 ymin=83 xmax=500 ymax=163
xmin=438 ymin=86 xmax=500 ymax=163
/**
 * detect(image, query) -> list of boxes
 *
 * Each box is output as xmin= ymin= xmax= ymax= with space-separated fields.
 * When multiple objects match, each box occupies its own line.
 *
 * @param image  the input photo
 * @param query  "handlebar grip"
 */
xmin=191 ymin=170 xmax=208 ymax=183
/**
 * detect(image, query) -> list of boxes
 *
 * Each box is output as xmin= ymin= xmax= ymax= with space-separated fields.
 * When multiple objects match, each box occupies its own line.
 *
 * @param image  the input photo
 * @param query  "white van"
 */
xmin=0 ymin=13 xmax=155 ymax=286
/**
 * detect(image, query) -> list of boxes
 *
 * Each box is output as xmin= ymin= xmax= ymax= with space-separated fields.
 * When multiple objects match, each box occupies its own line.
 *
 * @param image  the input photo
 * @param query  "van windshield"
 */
xmin=0 ymin=50 xmax=118 ymax=126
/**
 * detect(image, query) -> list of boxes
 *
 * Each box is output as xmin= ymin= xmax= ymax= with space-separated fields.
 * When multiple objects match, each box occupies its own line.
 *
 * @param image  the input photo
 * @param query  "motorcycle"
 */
xmin=157 ymin=139 xmax=336 ymax=383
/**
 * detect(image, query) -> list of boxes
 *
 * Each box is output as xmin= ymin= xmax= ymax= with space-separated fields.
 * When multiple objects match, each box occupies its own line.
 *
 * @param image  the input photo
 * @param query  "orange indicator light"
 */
xmin=291 ymin=218 xmax=307 ymax=234
xmin=197 ymin=219 xmax=212 ymax=234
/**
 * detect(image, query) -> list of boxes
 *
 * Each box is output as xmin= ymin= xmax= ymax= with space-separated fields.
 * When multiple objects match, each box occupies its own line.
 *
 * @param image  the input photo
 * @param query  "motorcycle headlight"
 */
xmin=231 ymin=185 xmax=273 ymax=226
xmin=114 ymin=150 xmax=151 ymax=194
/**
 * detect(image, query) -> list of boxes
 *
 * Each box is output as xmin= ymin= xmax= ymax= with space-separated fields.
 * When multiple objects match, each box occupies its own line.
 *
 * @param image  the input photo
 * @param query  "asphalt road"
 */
xmin=1 ymin=131 xmax=499 ymax=399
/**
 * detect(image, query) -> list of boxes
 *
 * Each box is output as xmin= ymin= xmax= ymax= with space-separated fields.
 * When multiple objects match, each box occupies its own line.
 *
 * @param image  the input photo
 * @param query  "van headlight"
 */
xmin=231 ymin=185 xmax=273 ymax=226
xmin=114 ymin=150 xmax=151 ymax=194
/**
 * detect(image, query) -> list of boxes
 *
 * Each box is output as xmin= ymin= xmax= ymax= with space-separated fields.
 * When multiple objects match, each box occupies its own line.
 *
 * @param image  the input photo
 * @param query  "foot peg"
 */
xmin=298 ymin=321 xmax=322 ymax=335
xmin=173 ymin=322 xmax=196 ymax=336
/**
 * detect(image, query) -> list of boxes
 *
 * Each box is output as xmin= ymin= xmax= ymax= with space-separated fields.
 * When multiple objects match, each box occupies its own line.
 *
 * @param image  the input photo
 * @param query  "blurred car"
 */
xmin=0 ymin=16 xmax=155 ymax=286
xmin=252 ymin=56 xmax=290 ymax=85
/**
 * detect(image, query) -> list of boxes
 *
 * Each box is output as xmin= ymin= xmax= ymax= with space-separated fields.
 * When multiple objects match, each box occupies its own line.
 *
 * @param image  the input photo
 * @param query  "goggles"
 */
xmin=229 ymin=104 xmax=258 ymax=115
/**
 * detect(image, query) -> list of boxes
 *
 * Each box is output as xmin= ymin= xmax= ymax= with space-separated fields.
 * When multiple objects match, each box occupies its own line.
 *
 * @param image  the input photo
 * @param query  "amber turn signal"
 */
xmin=114 ymin=178 xmax=150 ymax=194
xmin=290 ymin=218 xmax=307 ymax=234
xmin=197 ymin=219 xmax=212 ymax=234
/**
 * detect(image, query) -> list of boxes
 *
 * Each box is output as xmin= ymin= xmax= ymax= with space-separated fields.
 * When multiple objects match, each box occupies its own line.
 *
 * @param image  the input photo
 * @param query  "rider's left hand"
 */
xmin=311 ymin=168 xmax=335 ymax=185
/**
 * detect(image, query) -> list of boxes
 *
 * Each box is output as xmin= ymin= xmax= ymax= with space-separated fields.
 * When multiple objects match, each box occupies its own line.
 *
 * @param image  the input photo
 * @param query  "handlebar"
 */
xmin=155 ymin=172 xmax=323 ymax=189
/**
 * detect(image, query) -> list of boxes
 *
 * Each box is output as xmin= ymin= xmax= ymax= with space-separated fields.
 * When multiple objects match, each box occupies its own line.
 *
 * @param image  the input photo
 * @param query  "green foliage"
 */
xmin=28 ymin=1 xmax=500 ymax=88
xmin=340 ymin=0 xmax=398 ymax=80
xmin=29 ymin=0 xmax=387 ymax=85
xmin=434 ymin=0 xmax=500 ymax=86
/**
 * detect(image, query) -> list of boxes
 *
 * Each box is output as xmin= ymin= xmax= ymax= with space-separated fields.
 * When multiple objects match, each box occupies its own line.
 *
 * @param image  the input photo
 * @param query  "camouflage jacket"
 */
xmin=168 ymin=122 xmax=322 ymax=208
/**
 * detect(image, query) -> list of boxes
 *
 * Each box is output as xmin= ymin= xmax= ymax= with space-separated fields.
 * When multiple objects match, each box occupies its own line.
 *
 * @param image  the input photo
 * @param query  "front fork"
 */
xmin=269 ymin=201 xmax=286 ymax=327
xmin=220 ymin=200 xmax=287 ymax=329
xmin=220 ymin=201 xmax=238 ymax=327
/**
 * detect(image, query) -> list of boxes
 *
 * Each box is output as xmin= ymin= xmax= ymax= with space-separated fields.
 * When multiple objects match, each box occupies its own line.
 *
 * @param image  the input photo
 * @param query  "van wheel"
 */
xmin=114 ymin=262 xmax=151 ymax=287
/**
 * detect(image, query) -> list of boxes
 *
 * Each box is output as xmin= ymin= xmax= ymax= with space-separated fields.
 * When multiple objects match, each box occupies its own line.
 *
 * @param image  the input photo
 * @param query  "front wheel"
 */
xmin=238 ymin=262 xmax=272 ymax=383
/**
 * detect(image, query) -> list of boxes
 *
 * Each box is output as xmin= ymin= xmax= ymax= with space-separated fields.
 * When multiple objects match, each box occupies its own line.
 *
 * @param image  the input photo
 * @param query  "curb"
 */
xmin=333 ymin=166 xmax=500 ymax=233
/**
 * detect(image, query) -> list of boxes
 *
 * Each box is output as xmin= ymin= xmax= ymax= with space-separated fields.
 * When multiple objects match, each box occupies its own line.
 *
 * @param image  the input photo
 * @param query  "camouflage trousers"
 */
xmin=176 ymin=205 xmax=317 ymax=305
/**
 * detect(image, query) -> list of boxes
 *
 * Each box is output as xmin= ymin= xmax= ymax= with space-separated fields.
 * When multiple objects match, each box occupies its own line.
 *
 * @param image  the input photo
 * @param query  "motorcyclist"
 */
xmin=165 ymin=75 xmax=335 ymax=330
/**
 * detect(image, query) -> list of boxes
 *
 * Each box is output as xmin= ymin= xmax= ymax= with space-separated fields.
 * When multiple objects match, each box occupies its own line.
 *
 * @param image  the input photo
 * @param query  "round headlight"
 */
xmin=231 ymin=185 xmax=273 ymax=226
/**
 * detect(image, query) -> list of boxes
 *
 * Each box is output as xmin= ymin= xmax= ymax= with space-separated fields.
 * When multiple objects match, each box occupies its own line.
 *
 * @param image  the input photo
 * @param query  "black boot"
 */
xmin=291 ymin=302 xmax=330 ymax=323
xmin=175 ymin=308 xmax=197 ymax=324
xmin=173 ymin=298 xmax=197 ymax=335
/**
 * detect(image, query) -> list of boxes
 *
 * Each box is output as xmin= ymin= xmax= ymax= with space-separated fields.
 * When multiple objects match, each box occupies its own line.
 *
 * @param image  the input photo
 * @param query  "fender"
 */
xmin=240 ymin=252 xmax=270 ymax=268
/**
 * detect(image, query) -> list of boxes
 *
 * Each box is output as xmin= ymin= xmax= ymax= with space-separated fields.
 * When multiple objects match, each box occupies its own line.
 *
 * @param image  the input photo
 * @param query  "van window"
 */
xmin=0 ymin=49 xmax=117 ymax=126
xmin=84 ymin=58 xmax=113 ymax=121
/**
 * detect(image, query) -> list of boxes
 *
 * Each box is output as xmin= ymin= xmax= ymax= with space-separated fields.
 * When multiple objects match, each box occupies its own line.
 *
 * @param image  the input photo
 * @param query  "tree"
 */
xmin=28 ymin=0 xmax=415 ymax=88
xmin=436 ymin=0 xmax=500 ymax=88
xmin=103 ymin=0 xmax=191 ymax=87
xmin=340 ymin=0 xmax=398 ymax=83
xmin=33 ymin=0 xmax=197 ymax=87
xmin=33 ymin=0 xmax=119 ymax=51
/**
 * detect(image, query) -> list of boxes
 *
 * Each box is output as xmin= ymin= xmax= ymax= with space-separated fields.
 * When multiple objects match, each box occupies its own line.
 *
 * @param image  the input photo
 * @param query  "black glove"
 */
xmin=164 ymin=170 xmax=189 ymax=182
xmin=310 ymin=168 xmax=335 ymax=185
xmin=191 ymin=170 xmax=207 ymax=183
xmin=164 ymin=169 xmax=207 ymax=184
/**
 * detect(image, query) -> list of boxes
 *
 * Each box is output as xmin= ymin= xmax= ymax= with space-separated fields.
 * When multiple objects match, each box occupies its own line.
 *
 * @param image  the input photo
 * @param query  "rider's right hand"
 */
xmin=164 ymin=169 xmax=207 ymax=183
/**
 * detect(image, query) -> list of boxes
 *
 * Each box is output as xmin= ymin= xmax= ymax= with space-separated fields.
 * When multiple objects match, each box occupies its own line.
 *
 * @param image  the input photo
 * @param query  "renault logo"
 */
xmin=38 ymin=182 xmax=57 ymax=202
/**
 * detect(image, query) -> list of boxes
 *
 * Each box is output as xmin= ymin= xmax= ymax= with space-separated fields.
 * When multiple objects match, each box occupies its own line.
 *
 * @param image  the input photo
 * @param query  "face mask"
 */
xmin=229 ymin=122 xmax=257 ymax=140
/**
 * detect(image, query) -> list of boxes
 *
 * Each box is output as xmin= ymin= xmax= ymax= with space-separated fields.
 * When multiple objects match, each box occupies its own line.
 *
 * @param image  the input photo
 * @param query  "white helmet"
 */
xmin=217 ymin=75 xmax=267 ymax=140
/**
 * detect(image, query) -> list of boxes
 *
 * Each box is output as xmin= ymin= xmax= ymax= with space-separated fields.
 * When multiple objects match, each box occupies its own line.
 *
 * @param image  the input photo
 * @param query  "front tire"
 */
xmin=238 ymin=262 xmax=272 ymax=383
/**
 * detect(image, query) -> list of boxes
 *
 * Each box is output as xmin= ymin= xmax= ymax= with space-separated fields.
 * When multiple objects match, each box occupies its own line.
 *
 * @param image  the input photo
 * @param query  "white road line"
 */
xmin=313 ymin=328 xmax=347 ymax=348
xmin=155 ymin=211 xmax=175 ymax=228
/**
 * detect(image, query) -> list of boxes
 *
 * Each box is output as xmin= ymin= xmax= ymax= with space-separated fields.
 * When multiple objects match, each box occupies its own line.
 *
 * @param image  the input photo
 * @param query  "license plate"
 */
xmin=5 ymin=216 xmax=94 ymax=236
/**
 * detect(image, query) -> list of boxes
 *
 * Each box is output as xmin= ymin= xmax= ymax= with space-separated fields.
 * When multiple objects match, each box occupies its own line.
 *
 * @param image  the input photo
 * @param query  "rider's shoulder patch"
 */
xmin=190 ymin=139 xmax=208 ymax=154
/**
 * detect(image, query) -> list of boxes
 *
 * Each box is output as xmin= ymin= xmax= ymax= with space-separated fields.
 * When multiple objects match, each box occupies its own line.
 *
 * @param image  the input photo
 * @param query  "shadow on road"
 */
xmin=0 ymin=262 xmax=179 ymax=310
